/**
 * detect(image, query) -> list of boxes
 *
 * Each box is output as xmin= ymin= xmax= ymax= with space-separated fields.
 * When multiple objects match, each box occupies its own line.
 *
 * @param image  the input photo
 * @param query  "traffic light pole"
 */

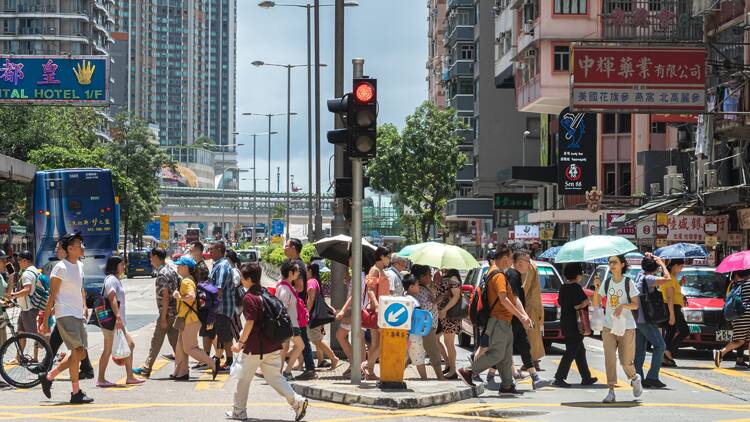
xmin=349 ymin=58 xmax=365 ymax=385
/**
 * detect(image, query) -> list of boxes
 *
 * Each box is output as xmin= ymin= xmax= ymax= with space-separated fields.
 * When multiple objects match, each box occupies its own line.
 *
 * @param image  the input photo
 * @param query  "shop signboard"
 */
xmin=571 ymin=45 xmax=706 ymax=113
xmin=514 ymin=225 xmax=539 ymax=240
xmin=636 ymin=220 xmax=655 ymax=239
xmin=557 ymin=108 xmax=597 ymax=195
xmin=667 ymin=215 xmax=729 ymax=242
xmin=494 ymin=192 xmax=534 ymax=210
xmin=540 ymin=228 xmax=554 ymax=241
xmin=728 ymin=233 xmax=743 ymax=247
xmin=0 ymin=55 xmax=108 ymax=105
xmin=737 ymin=208 xmax=750 ymax=230
xmin=607 ymin=213 xmax=636 ymax=238
xmin=704 ymin=235 xmax=718 ymax=248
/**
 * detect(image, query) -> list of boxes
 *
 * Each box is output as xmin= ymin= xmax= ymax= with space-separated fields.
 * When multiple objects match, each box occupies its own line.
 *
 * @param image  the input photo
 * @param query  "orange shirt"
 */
xmin=486 ymin=265 xmax=516 ymax=322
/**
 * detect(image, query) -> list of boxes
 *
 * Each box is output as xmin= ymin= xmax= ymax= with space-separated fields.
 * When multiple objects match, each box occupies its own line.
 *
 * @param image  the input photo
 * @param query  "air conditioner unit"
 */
xmin=650 ymin=183 xmax=662 ymax=197
xmin=522 ymin=22 xmax=534 ymax=35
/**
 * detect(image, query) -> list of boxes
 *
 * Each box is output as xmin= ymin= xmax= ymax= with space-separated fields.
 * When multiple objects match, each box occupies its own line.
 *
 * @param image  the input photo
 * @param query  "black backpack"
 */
xmin=637 ymin=273 xmax=669 ymax=325
xmin=469 ymin=269 xmax=503 ymax=335
xmin=259 ymin=287 xmax=293 ymax=350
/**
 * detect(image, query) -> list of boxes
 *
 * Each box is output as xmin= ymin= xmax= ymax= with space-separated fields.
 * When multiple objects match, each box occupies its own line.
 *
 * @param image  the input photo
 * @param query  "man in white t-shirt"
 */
xmin=386 ymin=254 xmax=407 ymax=296
xmin=39 ymin=232 xmax=94 ymax=404
xmin=8 ymin=251 xmax=39 ymax=337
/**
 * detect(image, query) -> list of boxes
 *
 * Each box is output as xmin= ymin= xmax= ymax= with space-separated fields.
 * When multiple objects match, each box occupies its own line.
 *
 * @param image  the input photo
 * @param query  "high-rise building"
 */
xmin=110 ymin=0 xmax=236 ymax=188
xmin=0 ymin=0 xmax=115 ymax=56
xmin=426 ymin=0 xmax=446 ymax=109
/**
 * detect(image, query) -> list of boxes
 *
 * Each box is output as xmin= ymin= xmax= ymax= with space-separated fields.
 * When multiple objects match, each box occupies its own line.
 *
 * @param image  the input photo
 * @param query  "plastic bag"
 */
xmin=230 ymin=352 xmax=244 ymax=381
xmin=590 ymin=307 xmax=604 ymax=333
xmin=610 ymin=313 xmax=627 ymax=337
xmin=112 ymin=329 xmax=131 ymax=360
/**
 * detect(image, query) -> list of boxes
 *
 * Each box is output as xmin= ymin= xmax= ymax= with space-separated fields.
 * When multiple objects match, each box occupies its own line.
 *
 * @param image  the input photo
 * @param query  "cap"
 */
xmin=17 ymin=251 xmax=33 ymax=261
xmin=60 ymin=232 xmax=84 ymax=249
xmin=174 ymin=256 xmax=196 ymax=269
xmin=486 ymin=249 xmax=497 ymax=260
xmin=0 ymin=250 xmax=8 ymax=260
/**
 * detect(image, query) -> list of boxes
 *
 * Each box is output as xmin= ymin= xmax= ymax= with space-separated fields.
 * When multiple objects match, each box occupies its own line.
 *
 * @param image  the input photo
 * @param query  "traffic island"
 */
xmin=289 ymin=366 xmax=484 ymax=409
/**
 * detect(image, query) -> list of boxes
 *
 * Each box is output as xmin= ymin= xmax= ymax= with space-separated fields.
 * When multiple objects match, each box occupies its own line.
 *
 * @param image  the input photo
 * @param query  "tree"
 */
xmin=367 ymin=102 xmax=466 ymax=241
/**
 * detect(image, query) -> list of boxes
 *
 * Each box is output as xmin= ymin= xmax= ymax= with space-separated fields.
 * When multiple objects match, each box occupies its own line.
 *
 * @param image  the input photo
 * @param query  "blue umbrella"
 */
xmin=538 ymin=246 xmax=561 ymax=260
xmin=590 ymin=252 xmax=644 ymax=264
xmin=654 ymin=243 xmax=709 ymax=259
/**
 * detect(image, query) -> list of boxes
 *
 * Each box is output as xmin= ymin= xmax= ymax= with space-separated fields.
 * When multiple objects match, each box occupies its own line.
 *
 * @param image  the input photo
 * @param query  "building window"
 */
xmin=651 ymin=122 xmax=666 ymax=133
xmin=618 ymin=163 xmax=631 ymax=196
xmin=618 ymin=114 xmax=631 ymax=133
xmin=460 ymin=44 xmax=474 ymax=61
xmin=554 ymin=0 xmax=586 ymax=14
xmin=604 ymin=163 xmax=616 ymax=196
xmin=458 ymin=79 xmax=473 ymax=94
xmin=553 ymin=46 xmax=569 ymax=72
xmin=603 ymin=113 xmax=631 ymax=134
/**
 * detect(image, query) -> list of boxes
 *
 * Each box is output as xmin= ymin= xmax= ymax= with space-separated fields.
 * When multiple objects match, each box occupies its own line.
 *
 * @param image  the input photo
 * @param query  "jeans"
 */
xmin=664 ymin=305 xmax=690 ymax=356
xmin=299 ymin=325 xmax=316 ymax=371
xmin=232 ymin=350 xmax=304 ymax=414
xmin=472 ymin=318 xmax=514 ymax=389
xmin=50 ymin=325 xmax=94 ymax=372
xmin=554 ymin=334 xmax=592 ymax=382
xmin=635 ymin=322 xmax=666 ymax=381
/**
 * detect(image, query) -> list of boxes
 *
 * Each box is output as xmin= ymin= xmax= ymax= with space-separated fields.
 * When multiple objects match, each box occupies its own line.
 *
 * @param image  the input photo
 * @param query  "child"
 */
xmin=553 ymin=262 xmax=598 ymax=388
xmin=403 ymin=274 xmax=428 ymax=380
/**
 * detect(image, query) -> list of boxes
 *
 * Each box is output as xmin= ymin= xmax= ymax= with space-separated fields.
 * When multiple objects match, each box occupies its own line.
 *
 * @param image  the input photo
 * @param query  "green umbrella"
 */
xmin=554 ymin=235 xmax=637 ymax=264
xmin=408 ymin=243 xmax=480 ymax=270
xmin=397 ymin=241 xmax=441 ymax=257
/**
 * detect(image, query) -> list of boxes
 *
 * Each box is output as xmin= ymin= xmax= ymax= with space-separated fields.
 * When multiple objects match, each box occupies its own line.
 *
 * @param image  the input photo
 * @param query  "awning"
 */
xmin=610 ymin=197 xmax=685 ymax=226
xmin=668 ymin=200 xmax=698 ymax=217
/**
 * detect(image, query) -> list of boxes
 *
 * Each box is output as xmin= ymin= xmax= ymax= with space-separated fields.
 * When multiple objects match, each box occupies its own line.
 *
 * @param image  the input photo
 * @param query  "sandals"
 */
xmin=96 ymin=380 xmax=117 ymax=388
xmin=361 ymin=362 xmax=378 ymax=381
xmin=126 ymin=378 xmax=145 ymax=385
xmin=714 ymin=350 xmax=723 ymax=368
xmin=662 ymin=356 xmax=677 ymax=367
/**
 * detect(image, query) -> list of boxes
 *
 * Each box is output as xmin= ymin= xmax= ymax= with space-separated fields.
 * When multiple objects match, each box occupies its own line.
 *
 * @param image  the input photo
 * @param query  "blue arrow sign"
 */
xmin=383 ymin=303 xmax=408 ymax=328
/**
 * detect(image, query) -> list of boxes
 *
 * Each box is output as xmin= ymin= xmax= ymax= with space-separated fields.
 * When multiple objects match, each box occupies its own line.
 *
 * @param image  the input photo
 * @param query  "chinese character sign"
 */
xmin=571 ymin=45 xmax=706 ymax=113
xmin=666 ymin=215 xmax=729 ymax=242
xmin=557 ymin=107 xmax=597 ymax=195
xmin=0 ymin=55 xmax=108 ymax=105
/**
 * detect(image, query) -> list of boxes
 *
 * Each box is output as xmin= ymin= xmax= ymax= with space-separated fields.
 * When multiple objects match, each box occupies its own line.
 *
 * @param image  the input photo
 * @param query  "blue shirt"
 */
xmin=210 ymin=257 xmax=235 ymax=316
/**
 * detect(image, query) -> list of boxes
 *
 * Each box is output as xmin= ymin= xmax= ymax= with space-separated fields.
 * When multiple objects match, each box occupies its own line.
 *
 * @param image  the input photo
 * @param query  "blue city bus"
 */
xmin=32 ymin=169 xmax=120 ymax=294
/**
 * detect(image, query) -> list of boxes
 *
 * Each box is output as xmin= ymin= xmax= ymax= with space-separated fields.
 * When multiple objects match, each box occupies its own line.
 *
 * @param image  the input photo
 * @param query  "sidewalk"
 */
xmin=289 ymin=363 xmax=483 ymax=409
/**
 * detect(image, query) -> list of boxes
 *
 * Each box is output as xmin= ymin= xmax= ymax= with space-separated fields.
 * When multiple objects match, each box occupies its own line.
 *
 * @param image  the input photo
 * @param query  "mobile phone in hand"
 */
xmin=5 ymin=263 xmax=14 ymax=275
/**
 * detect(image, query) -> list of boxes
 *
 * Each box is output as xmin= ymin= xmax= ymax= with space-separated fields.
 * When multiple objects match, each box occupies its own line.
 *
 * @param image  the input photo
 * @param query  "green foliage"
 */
xmin=271 ymin=203 xmax=287 ymax=219
xmin=300 ymin=243 xmax=317 ymax=265
xmin=367 ymin=102 xmax=467 ymax=241
xmin=268 ymin=245 xmax=287 ymax=266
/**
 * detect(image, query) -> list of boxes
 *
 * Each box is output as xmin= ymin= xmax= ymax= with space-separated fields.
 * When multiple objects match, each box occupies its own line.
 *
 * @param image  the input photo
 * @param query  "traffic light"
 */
xmin=327 ymin=94 xmax=350 ymax=146
xmin=334 ymin=176 xmax=370 ymax=199
xmin=349 ymin=77 xmax=377 ymax=159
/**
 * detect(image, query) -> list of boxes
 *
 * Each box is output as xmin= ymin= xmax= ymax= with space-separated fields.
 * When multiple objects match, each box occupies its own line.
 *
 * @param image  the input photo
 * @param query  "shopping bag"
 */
xmin=112 ymin=329 xmax=131 ymax=360
xmin=590 ymin=307 xmax=604 ymax=333
xmin=230 ymin=353 xmax=244 ymax=381
xmin=610 ymin=314 xmax=627 ymax=337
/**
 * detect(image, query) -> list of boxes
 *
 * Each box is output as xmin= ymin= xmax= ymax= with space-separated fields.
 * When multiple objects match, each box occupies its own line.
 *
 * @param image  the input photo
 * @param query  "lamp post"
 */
xmin=235 ymin=131 xmax=278 ymax=243
xmin=251 ymin=60 xmax=326 ymax=241
xmin=522 ymin=130 xmax=531 ymax=167
xmin=204 ymin=142 xmax=244 ymax=237
xmin=243 ymin=112 xmax=296 ymax=238
xmin=258 ymin=1 xmax=357 ymax=242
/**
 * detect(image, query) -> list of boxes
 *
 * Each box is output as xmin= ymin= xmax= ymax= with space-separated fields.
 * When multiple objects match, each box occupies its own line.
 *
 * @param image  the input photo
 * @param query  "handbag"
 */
xmin=361 ymin=285 xmax=378 ymax=329
xmin=88 ymin=284 xmax=115 ymax=331
xmin=172 ymin=316 xmax=186 ymax=331
xmin=309 ymin=288 xmax=336 ymax=328
xmin=446 ymin=294 xmax=469 ymax=320
xmin=576 ymin=308 xmax=592 ymax=336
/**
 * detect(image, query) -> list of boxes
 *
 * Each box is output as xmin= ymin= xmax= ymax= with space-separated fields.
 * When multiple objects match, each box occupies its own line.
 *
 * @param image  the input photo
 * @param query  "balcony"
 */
xmin=448 ymin=60 xmax=473 ymax=79
xmin=447 ymin=0 xmax=473 ymax=10
xmin=445 ymin=197 xmax=494 ymax=220
xmin=456 ymin=163 xmax=475 ymax=181
xmin=515 ymin=72 xmax=569 ymax=114
xmin=452 ymin=128 xmax=474 ymax=144
xmin=445 ymin=25 xmax=473 ymax=47
xmin=447 ymin=94 xmax=474 ymax=112
xmin=601 ymin=0 xmax=702 ymax=41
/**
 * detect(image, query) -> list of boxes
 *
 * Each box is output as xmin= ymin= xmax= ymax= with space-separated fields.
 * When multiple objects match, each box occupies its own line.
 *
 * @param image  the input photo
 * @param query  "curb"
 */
xmin=290 ymin=382 xmax=484 ymax=409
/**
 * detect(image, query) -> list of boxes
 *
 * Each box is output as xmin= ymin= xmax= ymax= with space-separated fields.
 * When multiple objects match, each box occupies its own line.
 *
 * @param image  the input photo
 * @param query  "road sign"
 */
xmin=378 ymin=296 xmax=414 ymax=330
xmin=159 ymin=215 xmax=170 ymax=240
xmin=271 ymin=236 xmax=284 ymax=244
xmin=271 ymin=219 xmax=284 ymax=236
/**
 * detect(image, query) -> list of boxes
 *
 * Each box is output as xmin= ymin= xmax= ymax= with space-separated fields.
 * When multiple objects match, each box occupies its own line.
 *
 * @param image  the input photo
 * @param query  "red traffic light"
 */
xmin=354 ymin=82 xmax=375 ymax=104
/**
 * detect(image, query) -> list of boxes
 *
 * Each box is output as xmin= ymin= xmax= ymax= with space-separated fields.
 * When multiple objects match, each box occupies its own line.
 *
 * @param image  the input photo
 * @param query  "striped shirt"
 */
xmin=210 ymin=257 xmax=235 ymax=316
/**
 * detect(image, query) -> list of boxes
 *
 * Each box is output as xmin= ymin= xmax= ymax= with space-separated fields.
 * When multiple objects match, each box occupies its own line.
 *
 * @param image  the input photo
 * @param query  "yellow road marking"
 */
xmin=195 ymin=372 xmax=228 ymax=390
xmin=552 ymin=359 xmax=628 ymax=390
xmin=658 ymin=367 xmax=728 ymax=393
xmin=712 ymin=367 xmax=750 ymax=381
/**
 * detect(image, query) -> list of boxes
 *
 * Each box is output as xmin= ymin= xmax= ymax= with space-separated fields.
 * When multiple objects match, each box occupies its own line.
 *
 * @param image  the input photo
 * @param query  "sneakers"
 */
xmin=225 ymin=409 xmax=248 ymax=421
xmin=553 ymin=378 xmax=571 ymax=388
xmin=643 ymin=378 xmax=667 ymax=389
xmin=713 ymin=350 xmax=723 ymax=368
xmin=70 ymin=390 xmax=94 ymax=404
xmin=295 ymin=370 xmax=316 ymax=381
xmin=293 ymin=398 xmax=309 ymax=421
xmin=78 ymin=369 xmax=95 ymax=380
xmin=498 ymin=385 xmax=524 ymax=396
xmin=161 ymin=353 xmax=175 ymax=361
xmin=513 ymin=371 xmax=529 ymax=381
xmin=631 ymin=374 xmax=643 ymax=398
xmin=581 ymin=377 xmax=598 ymax=386
xmin=39 ymin=373 xmax=52 ymax=399
xmin=532 ymin=378 xmax=553 ymax=390
xmin=132 ymin=367 xmax=150 ymax=378
xmin=457 ymin=368 xmax=476 ymax=387
xmin=603 ymin=388 xmax=616 ymax=403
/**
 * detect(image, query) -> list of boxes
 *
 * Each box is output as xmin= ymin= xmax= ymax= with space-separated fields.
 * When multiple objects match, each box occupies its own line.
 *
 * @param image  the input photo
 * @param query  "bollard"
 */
xmin=376 ymin=296 xmax=415 ymax=390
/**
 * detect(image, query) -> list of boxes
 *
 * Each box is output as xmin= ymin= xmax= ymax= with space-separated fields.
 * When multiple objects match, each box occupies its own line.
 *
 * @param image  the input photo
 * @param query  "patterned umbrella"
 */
xmin=654 ymin=243 xmax=709 ymax=260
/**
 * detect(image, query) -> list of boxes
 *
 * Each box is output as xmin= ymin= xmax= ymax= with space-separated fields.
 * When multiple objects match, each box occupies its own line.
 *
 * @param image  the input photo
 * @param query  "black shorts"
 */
xmin=200 ymin=314 xmax=234 ymax=346
xmin=291 ymin=327 xmax=302 ymax=337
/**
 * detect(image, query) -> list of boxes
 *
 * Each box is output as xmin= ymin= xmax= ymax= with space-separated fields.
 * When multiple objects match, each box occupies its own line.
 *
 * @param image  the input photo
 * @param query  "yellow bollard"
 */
xmin=378 ymin=328 xmax=409 ymax=389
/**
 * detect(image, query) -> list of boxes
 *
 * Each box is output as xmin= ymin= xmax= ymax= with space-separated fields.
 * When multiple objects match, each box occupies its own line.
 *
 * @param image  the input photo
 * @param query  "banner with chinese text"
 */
xmin=0 ymin=55 xmax=108 ymax=106
xmin=571 ymin=45 xmax=706 ymax=113
xmin=557 ymin=108 xmax=597 ymax=195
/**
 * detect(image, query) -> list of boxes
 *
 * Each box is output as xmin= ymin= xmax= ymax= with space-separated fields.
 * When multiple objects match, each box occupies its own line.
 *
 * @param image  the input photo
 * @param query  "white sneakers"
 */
xmin=224 ymin=409 xmax=247 ymax=420
xmin=225 ymin=398 xmax=308 ymax=422
xmin=602 ymin=374 xmax=642 ymax=404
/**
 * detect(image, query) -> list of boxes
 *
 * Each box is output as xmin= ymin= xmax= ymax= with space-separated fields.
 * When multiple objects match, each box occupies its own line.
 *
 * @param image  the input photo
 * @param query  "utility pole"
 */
xmin=314 ymin=0 xmax=322 ymax=241
xmin=349 ymin=58 xmax=364 ymax=385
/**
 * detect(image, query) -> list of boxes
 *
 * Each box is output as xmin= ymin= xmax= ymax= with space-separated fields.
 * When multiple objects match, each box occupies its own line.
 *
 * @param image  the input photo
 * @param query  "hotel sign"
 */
xmin=571 ymin=45 xmax=706 ymax=113
xmin=0 ymin=55 xmax=108 ymax=106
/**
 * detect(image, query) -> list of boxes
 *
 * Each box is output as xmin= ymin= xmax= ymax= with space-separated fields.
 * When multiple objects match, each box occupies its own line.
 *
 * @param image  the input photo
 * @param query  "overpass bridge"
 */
xmin=158 ymin=186 xmax=335 ymax=228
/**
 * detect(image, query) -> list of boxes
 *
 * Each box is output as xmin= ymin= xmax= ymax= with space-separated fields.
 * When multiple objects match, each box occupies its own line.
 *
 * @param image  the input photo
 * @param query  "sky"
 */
xmin=234 ymin=0 xmax=428 ymax=194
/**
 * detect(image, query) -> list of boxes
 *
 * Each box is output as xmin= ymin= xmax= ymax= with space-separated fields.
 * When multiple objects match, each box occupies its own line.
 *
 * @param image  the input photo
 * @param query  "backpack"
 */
xmin=258 ymin=287 xmax=293 ymax=353
xmin=186 ymin=282 xmax=219 ymax=326
xmin=25 ymin=269 xmax=50 ymax=311
xmin=724 ymin=281 xmax=747 ymax=322
xmin=636 ymin=273 xmax=669 ymax=325
xmin=277 ymin=280 xmax=309 ymax=328
xmin=469 ymin=269 xmax=503 ymax=334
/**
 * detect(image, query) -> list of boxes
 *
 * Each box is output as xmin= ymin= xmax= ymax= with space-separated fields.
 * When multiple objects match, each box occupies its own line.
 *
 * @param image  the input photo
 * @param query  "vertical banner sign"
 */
xmin=557 ymin=107 xmax=597 ymax=195
xmin=159 ymin=215 xmax=170 ymax=241
xmin=540 ymin=114 xmax=549 ymax=167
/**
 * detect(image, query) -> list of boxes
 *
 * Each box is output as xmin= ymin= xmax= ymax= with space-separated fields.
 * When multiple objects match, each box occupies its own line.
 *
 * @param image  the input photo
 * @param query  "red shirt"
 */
xmin=242 ymin=287 xmax=282 ymax=356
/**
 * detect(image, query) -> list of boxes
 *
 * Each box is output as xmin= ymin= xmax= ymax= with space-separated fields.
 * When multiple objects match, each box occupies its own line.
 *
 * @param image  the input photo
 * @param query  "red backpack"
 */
xmin=277 ymin=280 xmax=309 ymax=328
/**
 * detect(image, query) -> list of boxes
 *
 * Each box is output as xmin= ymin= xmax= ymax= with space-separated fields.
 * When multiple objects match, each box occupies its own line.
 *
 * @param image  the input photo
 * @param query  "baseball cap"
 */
xmin=486 ymin=249 xmax=497 ymax=260
xmin=17 ymin=251 xmax=33 ymax=261
xmin=174 ymin=256 xmax=196 ymax=269
xmin=0 ymin=250 xmax=8 ymax=260
xmin=60 ymin=232 xmax=84 ymax=249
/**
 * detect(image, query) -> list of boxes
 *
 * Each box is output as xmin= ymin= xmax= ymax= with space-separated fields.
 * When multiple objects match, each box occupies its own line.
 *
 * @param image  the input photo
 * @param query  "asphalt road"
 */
xmin=2 ymin=275 xmax=750 ymax=422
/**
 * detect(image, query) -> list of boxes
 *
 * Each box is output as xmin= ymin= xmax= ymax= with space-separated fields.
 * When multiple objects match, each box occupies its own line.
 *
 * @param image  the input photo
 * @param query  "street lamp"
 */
xmin=243 ymin=112 xmax=297 ymax=239
xmin=258 ymin=1 xmax=357 ymax=242
xmin=522 ymin=130 xmax=531 ymax=168
xmin=235 ymin=131 xmax=278 ymax=243
xmin=251 ymin=61 xmax=326 ymax=241
xmin=203 ymin=142 xmax=244 ymax=237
